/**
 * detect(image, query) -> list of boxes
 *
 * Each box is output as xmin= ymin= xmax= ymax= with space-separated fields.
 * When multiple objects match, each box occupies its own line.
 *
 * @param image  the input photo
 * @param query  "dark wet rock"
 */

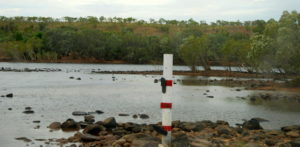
xmin=133 ymin=114 xmax=138 ymax=119
xmin=95 ymin=110 xmax=104 ymax=114
xmin=242 ymin=118 xmax=263 ymax=130
xmin=34 ymin=125 xmax=40 ymax=129
xmin=25 ymin=107 xmax=32 ymax=110
xmin=61 ymin=119 xmax=80 ymax=131
xmin=72 ymin=111 xmax=87 ymax=116
xmin=33 ymin=120 xmax=41 ymax=123
xmin=6 ymin=93 xmax=13 ymax=98
xmin=207 ymin=96 xmax=214 ymax=98
xmin=15 ymin=137 xmax=32 ymax=142
xmin=265 ymin=139 xmax=278 ymax=146
xmin=290 ymin=138 xmax=300 ymax=147
xmin=250 ymin=96 xmax=256 ymax=102
xmin=83 ymin=124 xmax=105 ymax=136
xmin=236 ymin=89 xmax=241 ymax=91
xmin=76 ymin=77 xmax=81 ymax=80
xmin=23 ymin=110 xmax=34 ymax=114
xmin=103 ymin=117 xmax=117 ymax=128
xmin=139 ymin=114 xmax=149 ymax=119
xmin=8 ymin=108 xmax=12 ymax=110
xmin=154 ymin=79 xmax=159 ymax=83
xmin=48 ymin=122 xmax=61 ymax=130
xmin=87 ymin=112 xmax=97 ymax=115
xmin=118 ymin=113 xmax=130 ymax=116
xmin=69 ymin=76 xmax=74 ymax=79
xmin=281 ymin=125 xmax=300 ymax=132
xmin=84 ymin=115 xmax=95 ymax=123
xmin=206 ymin=90 xmax=210 ymax=92
xmin=95 ymin=121 xmax=104 ymax=125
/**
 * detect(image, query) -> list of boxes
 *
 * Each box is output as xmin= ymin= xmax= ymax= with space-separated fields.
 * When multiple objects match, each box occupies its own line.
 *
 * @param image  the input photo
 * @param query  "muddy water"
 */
xmin=0 ymin=63 xmax=299 ymax=147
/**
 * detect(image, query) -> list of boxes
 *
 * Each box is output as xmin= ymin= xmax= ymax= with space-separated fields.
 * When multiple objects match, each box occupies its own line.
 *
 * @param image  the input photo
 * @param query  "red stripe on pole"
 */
xmin=166 ymin=80 xmax=173 ymax=86
xmin=162 ymin=126 xmax=172 ymax=131
xmin=160 ymin=103 xmax=172 ymax=109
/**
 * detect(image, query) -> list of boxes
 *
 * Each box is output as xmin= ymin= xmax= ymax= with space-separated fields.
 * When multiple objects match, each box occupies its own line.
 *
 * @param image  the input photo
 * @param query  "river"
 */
xmin=0 ymin=62 xmax=299 ymax=146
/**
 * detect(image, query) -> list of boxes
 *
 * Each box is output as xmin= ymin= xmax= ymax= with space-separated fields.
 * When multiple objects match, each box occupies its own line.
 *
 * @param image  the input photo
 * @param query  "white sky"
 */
xmin=0 ymin=0 xmax=299 ymax=22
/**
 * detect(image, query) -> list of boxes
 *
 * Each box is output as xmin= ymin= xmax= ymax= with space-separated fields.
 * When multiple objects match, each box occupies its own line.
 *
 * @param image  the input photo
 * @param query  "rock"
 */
xmin=154 ymin=79 xmax=159 ymax=83
xmin=83 ymin=124 xmax=105 ymax=136
xmin=33 ymin=120 xmax=41 ymax=123
xmin=75 ymin=132 xmax=101 ymax=142
xmin=129 ymin=134 xmax=160 ymax=147
xmin=79 ymin=121 xmax=89 ymax=129
xmin=8 ymin=108 xmax=12 ymax=111
xmin=61 ymin=119 xmax=80 ymax=131
xmin=172 ymin=133 xmax=189 ymax=147
xmin=76 ymin=77 xmax=81 ymax=80
xmin=286 ymin=131 xmax=300 ymax=138
xmin=207 ymin=96 xmax=214 ymax=98
xmin=103 ymin=117 xmax=117 ymax=128
xmin=112 ymin=128 xmax=128 ymax=136
xmin=139 ymin=114 xmax=149 ymax=119
xmin=95 ymin=110 xmax=104 ymax=114
xmin=265 ymin=139 xmax=278 ymax=146
xmin=236 ymin=89 xmax=241 ymax=91
xmin=244 ymin=143 xmax=262 ymax=147
xmin=242 ymin=118 xmax=263 ymax=130
xmin=25 ymin=107 xmax=32 ymax=110
xmin=15 ymin=137 xmax=32 ymax=142
xmin=69 ymin=76 xmax=74 ymax=79
xmin=216 ymin=126 xmax=232 ymax=136
xmin=23 ymin=110 xmax=34 ymax=114
xmin=180 ymin=122 xmax=204 ymax=132
xmin=6 ymin=93 xmax=13 ymax=98
xmin=118 ymin=113 xmax=130 ymax=116
xmin=48 ymin=122 xmax=61 ymax=130
xmin=84 ymin=115 xmax=95 ymax=123
xmin=252 ymin=117 xmax=269 ymax=122
xmin=281 ymin=125 xmax=300 ymax=132
xmin=290 ymin=138 xmax=300 ymax=147
xmin=133 ymin=114 xmax=138 ymax=119
xmin=216 ymin=120 xmax=229 ymax=126
xmin=72 ymin=111 xmax=87 ymax=116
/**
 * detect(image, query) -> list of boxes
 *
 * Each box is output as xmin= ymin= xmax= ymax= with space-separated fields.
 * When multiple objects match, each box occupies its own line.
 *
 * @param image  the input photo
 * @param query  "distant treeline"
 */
xmin=0 ymin=10 xmax=299 ymax=74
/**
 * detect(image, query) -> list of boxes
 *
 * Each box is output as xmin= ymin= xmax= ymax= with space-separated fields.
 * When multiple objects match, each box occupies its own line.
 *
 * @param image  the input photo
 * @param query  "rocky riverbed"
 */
xmin=14 ymin=116 xmax=300 ymax=147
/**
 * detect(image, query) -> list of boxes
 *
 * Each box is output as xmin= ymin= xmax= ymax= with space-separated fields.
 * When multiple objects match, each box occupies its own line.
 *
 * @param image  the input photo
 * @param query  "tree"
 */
xmin=179 ymin=35 xmax=211 ymax=71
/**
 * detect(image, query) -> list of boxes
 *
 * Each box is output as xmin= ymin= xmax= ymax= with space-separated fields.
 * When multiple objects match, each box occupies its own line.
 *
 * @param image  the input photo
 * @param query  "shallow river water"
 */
xmin=0 ymin=62 xmax=299 ymax=147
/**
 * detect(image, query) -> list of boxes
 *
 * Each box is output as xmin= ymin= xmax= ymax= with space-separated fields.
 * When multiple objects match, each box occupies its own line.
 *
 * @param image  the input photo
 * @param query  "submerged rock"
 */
xmin=23 ymin=110 xmax=34 ymax=114
xmin=15 ymin=137 xmax=32 ymax=142
xmin=84 ymin=115 xmax=95 ymax=123
xmin=139 ymin=114 xmax=149 ymax=119
xmin=72 ymin=111 xmax=87 ymax=116
xmin=119 ymin=113 xmax=130 ymax=116
xmin=6 ymin=93 xmax=13 ymax=98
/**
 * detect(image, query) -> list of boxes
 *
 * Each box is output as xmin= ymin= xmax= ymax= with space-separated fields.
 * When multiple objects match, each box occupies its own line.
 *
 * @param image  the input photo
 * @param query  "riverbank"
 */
xmin=20 ymin=117 xmax=300 ymax=147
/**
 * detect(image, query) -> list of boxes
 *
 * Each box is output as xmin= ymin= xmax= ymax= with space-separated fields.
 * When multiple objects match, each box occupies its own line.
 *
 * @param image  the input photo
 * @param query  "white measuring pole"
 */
xmin=161 ymin=54 xmax=173 ymax=147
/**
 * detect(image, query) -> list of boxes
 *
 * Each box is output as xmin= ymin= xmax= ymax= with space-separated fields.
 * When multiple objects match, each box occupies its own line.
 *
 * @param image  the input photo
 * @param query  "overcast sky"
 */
xmin=0 ymin=0 xmax=299 ymax=22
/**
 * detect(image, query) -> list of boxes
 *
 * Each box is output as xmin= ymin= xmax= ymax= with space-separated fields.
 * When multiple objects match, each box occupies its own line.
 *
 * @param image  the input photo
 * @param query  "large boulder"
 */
xmin=61 ymin=119 xmax=80 ymax=131
xmin=103 ymin=117 xmax=117 ymax=128
xmin=6 ymin=93 xmax=13 ymax=98
xmin=242 ymin=118 xmax=263 ymax=130
xmin=83 ymin=124 xmax=105 ymax=136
